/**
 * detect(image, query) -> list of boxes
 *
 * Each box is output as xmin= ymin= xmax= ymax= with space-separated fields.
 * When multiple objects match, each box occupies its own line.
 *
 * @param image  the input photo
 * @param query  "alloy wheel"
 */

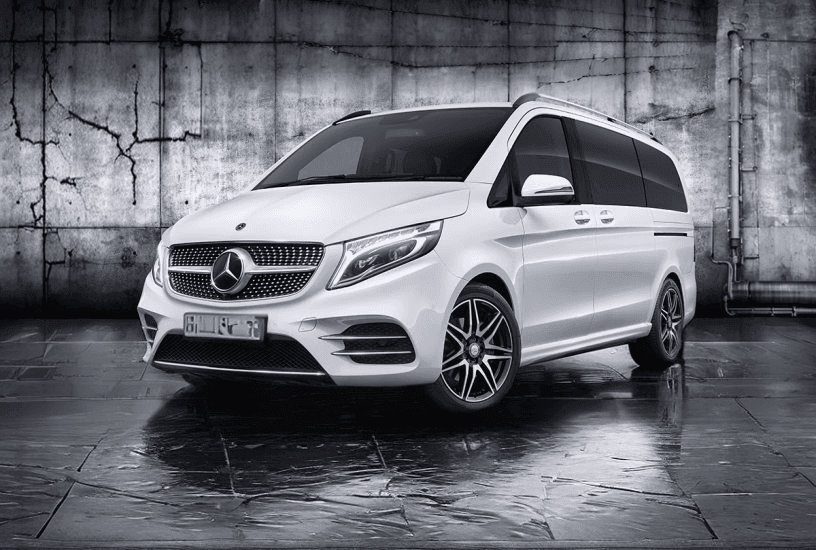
xmin=441 ymin=297 xmax=514 ymax=403
xmin=660 ymin=286 xmax=683 ymax=357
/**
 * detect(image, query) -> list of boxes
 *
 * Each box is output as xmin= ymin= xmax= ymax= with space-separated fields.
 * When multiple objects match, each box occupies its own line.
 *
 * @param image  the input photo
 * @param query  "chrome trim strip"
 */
xmin=168 ymin=266 xmax=212 ymax=274
xmin=248 ymin=265 xmax=317 ymax=274
xmin=153 ymin=360 xmax=327 ymax=376
xmin=169 ymin=265 xmax=316 ymax=274
xmin=319 ymin=335 xmax=408 ymax=341
xmin=331 ymin=350 xmax=414 ymax=356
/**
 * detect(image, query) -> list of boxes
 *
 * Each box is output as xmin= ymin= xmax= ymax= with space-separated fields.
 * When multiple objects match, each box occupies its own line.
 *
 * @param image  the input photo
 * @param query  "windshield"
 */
xmin=254 ymin=107 xmax=512 ymax=189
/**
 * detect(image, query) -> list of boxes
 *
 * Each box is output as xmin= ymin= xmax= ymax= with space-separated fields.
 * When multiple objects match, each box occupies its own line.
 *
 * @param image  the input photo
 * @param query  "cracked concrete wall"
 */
xmin=0 ymin=0 xmax=741 ymax=317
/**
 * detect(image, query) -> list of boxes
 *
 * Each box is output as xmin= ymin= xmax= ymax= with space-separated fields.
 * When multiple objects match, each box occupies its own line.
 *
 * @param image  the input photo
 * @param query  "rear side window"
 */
xmin=634 ymin=141 xmax=688 ymax=212
xmin=574 ymin=120 xmax=646 ymax=207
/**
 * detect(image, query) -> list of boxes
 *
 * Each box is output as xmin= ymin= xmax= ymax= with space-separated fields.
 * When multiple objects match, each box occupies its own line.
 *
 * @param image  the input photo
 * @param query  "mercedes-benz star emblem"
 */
xmin=211 ymin=248 xmax=251 ymax=294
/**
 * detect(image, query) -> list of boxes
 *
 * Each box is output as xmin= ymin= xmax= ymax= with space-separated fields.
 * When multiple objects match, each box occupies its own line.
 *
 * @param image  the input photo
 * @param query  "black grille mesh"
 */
xmin=154 ymin=334 xmax=325 ymax=373
xmin=340 ymin=323 xmax=416 ymax=365
xmin=169 ymin=272 xmax=314 ymax=301
xmin=170 ymin=243 xmax=323 ymax=267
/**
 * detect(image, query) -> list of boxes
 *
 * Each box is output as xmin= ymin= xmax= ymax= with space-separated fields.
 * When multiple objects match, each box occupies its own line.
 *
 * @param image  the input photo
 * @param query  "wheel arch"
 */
xmin=467 ymin=272 xmax=514 ymax=310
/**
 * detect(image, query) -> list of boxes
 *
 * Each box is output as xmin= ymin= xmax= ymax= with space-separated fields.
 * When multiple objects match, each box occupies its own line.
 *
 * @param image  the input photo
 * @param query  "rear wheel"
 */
xmin=629 ymin=279 xmax=684 ymax=369
xmin=426 ymin=284 xmax=520 ymax=413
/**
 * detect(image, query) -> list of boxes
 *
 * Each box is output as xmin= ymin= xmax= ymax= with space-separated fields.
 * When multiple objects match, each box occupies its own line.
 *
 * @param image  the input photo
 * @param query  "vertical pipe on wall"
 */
xmin=720 ymin=30 xmax=816 ymax=314
xmin=728 ymin=30 xmax=743 ymax=270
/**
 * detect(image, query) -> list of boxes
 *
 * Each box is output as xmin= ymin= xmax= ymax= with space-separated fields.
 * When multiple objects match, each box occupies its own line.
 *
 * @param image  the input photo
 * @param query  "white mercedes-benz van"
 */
xmin=138 ymin=93 xmax=696 ymax=412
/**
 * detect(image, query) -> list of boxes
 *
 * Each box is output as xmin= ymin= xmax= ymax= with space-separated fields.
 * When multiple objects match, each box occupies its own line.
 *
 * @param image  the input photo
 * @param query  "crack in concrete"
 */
xmin=218 ymin=430 xmax=237 ymax=497
xmin=634 ymin=105 xmax=716 ymax=124
xmin=52 ymin=74 xmax=200 ymax=207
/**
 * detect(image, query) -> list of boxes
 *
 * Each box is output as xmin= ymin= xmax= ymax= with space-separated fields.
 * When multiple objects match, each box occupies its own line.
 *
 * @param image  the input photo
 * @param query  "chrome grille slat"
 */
xmin=168 ymin=243 xmax=323 ymax=301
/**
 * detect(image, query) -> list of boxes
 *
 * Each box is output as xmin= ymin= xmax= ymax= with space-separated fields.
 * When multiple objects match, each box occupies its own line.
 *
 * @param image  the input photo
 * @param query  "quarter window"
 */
xmin=634 ymin=141 xmax=688 ymax=212
xmin=574 ymin=120 xmax=646 ymax=207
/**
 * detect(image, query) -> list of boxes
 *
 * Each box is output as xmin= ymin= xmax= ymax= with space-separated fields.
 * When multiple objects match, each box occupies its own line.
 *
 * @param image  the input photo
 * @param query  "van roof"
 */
xmin=331 ymin=95 xmax=661 ymax=144
xmin=512 ymin=93 xmax=661 ymax=144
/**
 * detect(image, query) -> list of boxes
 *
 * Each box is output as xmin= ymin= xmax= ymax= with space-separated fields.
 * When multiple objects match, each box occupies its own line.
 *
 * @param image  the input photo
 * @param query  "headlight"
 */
xmin=151 ymin=243 xmax=165 ymax=287
xmin=328 ymin=221 xmax=443 ymax=289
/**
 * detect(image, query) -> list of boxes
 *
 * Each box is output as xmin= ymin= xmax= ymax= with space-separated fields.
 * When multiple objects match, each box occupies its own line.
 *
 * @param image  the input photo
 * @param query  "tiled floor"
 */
xmin=1 ymin=317 xmax=815 ymax=548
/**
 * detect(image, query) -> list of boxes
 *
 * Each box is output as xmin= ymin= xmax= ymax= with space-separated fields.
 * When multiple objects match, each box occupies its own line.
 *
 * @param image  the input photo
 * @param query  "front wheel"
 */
xmin=629 ymin=279 xmax=684 ymax=369
xmin=425 ymin=284 xmax=521 ymax=413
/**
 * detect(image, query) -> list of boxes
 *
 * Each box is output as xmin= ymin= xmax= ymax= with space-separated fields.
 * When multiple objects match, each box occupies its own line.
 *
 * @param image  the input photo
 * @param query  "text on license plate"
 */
xmin=184 ymin=314 xmax=266 ymax=341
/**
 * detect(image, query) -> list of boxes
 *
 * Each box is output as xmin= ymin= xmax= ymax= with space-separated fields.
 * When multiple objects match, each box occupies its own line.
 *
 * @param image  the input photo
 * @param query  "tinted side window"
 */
xmin=513 ymin=117 xmax=573 ymax=186
xmin=634 ymin=141 xmax=688 ymax=212
xmin=575 ymin=120 xmax=646 ymax=207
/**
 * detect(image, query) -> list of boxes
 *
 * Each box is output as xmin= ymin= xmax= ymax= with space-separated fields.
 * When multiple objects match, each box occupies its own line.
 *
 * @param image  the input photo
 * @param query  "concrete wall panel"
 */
xmin=758 ymin=226 xmax=816 ymax=282
xmin=162 ymin=0 xmax=275 ymax=42
xmin=397 ymin=0 xmax=506 ymax=21
xmin=161 ymin=44 xmax=202 ymax=141
xmin=162 ymin=44 xmax=278 ymax=225
xmin=109 ymin=0 xmax=160 ymax=41
xmin=5 ymin=1 xmax=45 ymax=41
xmin=43 ymin=228 xmax=159 ymax=315
xmin=0 ymin=2 xmax=13 ymax=41
xmin=1 ymin=43 xmax=45 ymax=229
xmin=44 ymin=43 xmax=161 ymax=227
xmin=53 ymin=0 xmax=112 ymax=42
xmin=392 ymin=65 xmax=507 ymax=108
xmin=278 ymin=0 xmax=390 ymax=45
xmin=274 ymin=43 xmax=391 ymax=159
xmin=510 ymin=1 xmax=624 ymax=45
xmin=0 ymin=228 xmax=43 ymax=315
xmin=751 ymin=41 xmax=816 ymax=229
xmin=51 ymin=0 xmax=159 ymax=42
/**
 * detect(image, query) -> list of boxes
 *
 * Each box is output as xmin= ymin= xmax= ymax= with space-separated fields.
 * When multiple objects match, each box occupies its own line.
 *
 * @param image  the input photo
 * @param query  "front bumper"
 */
xmin=137 ymin=246 xmax=462 ymax=387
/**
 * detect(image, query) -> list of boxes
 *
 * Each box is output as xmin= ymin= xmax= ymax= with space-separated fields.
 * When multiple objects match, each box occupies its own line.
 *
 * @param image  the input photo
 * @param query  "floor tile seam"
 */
xmin=685 ymin=340 xmax=778 ymax=344
xmin=0 ymin=341 xmax=146 ymax=345
xmin=34 ymin=479 xmax=74 ymax=539
xmin=733 ymin=397 xmax=808 ymax=474
xmin=11 ymin=540 xmax=816 ymax=549
xmin=690 ymin=490 xmax=816 ymax=497
xmin=0 ymin=396 xmax=179 ymax=403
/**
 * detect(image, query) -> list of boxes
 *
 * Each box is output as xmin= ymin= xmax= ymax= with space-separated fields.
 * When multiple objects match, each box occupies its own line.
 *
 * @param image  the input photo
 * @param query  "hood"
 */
xmin=164 ymin=181 xmax=470 ymax=246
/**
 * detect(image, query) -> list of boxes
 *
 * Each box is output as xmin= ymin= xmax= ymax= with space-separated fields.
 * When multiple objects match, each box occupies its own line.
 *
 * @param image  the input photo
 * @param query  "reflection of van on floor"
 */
xmin=138 ymin=93 xmax=696 ymax=413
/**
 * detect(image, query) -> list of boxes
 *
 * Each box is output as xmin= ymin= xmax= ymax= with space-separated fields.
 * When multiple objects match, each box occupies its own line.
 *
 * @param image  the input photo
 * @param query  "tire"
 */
xmin=629 ymin=279 xmax=684 ymax=369
xmin=425 ymin=284 xmax=521 ymax=413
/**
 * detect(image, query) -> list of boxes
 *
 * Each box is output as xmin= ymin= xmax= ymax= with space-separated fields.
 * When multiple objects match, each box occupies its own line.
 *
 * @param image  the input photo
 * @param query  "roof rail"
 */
xmin=333 ymin=110 xmax=371 ymax=125
xmin=512 ymin=93 xmax=660 ymax=143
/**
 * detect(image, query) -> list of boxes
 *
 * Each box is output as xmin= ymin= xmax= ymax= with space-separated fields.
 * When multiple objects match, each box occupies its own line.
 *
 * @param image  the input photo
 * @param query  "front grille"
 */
xmin=324 ymin=323 xmax=416 ymax=365
xmin=168 ymin=242 xmax=323 ymax=301
xmin=153 ymin=334 xmax=325 ymax=374
xmin=170 ymin=243 xmax=323 ymax=268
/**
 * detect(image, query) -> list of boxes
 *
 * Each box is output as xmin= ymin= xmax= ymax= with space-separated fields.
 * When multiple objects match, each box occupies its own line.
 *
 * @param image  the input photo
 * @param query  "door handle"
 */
xmin=573 ymin=210 xmax=591 ymax=225
xmin=599 ymin=210 xmax=614 ymax=224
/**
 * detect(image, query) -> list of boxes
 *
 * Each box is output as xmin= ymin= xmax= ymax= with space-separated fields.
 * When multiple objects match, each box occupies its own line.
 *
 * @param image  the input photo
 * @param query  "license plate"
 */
xmin=184 ymin=314 xmax=266 ymax=341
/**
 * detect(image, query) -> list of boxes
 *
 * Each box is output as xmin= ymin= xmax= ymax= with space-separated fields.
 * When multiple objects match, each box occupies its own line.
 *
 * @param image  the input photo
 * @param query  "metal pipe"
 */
xmin=713 ymin=32 xmax=816 ymax=316
xmin=730 ymin=281 xmax=816 ymax=305
xmin=724 ymin=302 xmax=816 ymax=317
xmin=728 ymin=30 xmax=743 ymax=266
